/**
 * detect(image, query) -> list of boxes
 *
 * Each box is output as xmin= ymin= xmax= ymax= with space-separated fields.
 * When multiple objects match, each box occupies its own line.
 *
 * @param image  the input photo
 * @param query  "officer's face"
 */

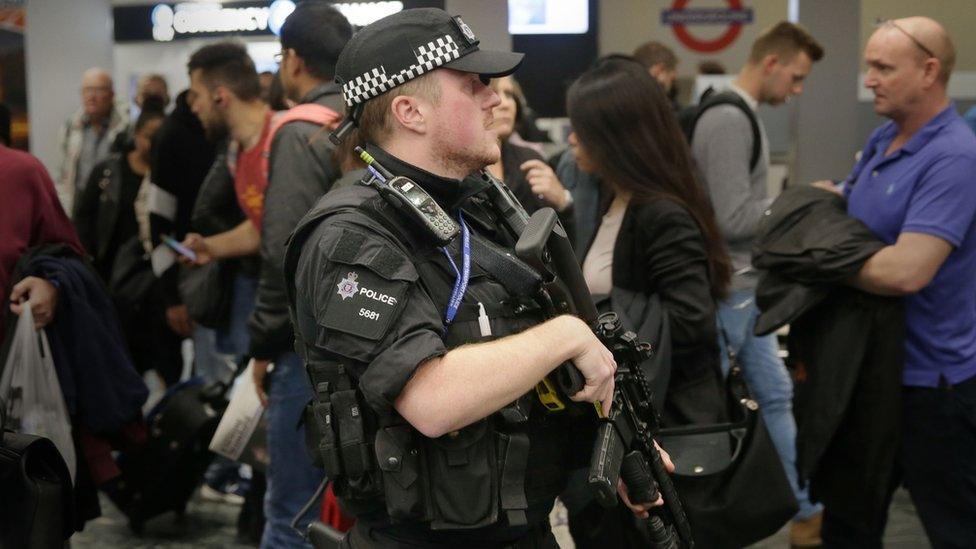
xmin=426 ymin=69 xmax=503 ymax=173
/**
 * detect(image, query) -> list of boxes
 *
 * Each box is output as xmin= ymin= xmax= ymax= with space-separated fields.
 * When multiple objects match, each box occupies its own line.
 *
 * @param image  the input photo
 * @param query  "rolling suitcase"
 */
xmin=113 ymin=378 xmax=225 ymax=533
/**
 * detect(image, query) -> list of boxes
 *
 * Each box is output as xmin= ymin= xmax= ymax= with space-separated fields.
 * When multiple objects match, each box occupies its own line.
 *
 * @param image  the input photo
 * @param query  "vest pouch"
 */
xmin=305 ymin=360 xmax=353 ymax=473
xmin=375 ymin=423 xmax=429 ymax=522
xmin=303 ymin=401 xmax=342 ymax=473
xmin=426 ymin=419 xmax=498 ymax=529
xmin=331 ymin=390 xmax=372 ymax=478
xmin=303 ymin=402 xmax=323 ymax=469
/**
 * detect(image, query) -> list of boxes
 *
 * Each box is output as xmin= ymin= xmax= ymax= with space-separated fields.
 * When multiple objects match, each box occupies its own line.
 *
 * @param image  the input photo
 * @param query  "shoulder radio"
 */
xmin=355 ymin=147 xmax=459 ymax=246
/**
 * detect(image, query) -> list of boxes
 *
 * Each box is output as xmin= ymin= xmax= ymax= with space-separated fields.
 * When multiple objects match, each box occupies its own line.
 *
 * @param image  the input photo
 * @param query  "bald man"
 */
xmin=57 ymin=68 xmax=129 ymax=216
xmin=815 ymin=17 xmax=976 ymax=547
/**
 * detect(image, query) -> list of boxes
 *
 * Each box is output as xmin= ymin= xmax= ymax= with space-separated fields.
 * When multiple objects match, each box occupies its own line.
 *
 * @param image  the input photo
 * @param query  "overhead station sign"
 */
xmin=661 ymin=0 xmax=754 ymax=53
xmin=114 ymin=1 xmax=409 ymax=43
xmin=148 ymin=1 xmax=291 ymax=41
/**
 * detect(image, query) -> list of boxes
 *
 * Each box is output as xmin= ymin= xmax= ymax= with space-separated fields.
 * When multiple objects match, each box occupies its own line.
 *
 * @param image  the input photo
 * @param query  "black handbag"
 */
xmin=657 ymin=330 xmax=799 ymax=548
xmin=178 ymin=260 xmax=235 ymax=329
xmin=0 ymin=400 xmax=74 ymax=549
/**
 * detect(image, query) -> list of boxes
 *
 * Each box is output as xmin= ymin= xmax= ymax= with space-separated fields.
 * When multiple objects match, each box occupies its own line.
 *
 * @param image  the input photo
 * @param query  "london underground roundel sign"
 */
xmin=661 ymin=0 xmax=754 ymax=54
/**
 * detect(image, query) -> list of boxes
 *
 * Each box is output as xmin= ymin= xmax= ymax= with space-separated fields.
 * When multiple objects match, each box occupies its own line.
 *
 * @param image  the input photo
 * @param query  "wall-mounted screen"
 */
xmin=508 ymin=0 xmax=588 ymax=35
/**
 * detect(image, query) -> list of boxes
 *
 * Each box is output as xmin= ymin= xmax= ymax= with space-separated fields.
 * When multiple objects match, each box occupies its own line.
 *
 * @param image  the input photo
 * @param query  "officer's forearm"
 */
xmin=395 ymin=315 xmax=588 ymax=438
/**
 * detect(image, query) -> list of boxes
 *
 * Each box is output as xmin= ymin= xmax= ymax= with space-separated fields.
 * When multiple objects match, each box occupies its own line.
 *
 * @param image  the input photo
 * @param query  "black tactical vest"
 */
xmin=284 ymin=182 xmax=593 ymax=545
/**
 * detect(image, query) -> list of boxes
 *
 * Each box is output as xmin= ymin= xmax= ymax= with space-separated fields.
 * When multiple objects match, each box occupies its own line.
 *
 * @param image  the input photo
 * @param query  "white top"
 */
xmin=582 ymin=194 xmax=630 ymax=296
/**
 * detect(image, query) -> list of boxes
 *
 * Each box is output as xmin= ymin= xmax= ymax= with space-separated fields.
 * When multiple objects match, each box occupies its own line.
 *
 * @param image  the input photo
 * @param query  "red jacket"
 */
xmin=0 ymin=145 xmax=83 ymax=342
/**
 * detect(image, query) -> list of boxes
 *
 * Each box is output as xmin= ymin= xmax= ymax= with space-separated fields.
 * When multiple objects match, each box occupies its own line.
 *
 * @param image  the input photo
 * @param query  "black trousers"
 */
xmin=823 ymin=373 xmax=976 ymax=549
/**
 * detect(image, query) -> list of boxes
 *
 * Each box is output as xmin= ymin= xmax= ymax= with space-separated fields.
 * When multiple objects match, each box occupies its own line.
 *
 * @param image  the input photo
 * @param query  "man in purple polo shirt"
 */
xmin=816 ymin=16 xmax=976 ymax=547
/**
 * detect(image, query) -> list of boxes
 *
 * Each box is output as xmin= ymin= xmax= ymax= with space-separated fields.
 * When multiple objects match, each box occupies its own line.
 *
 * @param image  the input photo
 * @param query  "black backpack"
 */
xmin=679 ymin=87 xmax=763 ymax=173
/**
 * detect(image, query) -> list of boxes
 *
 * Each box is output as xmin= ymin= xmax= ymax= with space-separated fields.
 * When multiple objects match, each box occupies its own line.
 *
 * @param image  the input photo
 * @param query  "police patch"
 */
xmin=322 ymin=268 xmax=407 ymax=340
xmin=336 ymin=272 xmax=359 ymax=299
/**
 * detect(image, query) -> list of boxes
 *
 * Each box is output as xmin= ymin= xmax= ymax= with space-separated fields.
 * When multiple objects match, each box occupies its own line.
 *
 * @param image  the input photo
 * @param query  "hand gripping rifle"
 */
xmin=479 ymin=171 xmax=694 ymax=549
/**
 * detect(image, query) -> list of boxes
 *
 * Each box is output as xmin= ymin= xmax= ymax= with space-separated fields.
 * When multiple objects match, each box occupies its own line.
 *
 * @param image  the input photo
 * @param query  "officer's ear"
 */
xmin=390 ymin=94 xmax=428 ymax=135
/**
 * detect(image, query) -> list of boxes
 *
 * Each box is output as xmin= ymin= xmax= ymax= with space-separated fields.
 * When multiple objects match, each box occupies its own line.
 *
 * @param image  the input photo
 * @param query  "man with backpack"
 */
xmin=687 ymin=21 xmax=825 ymax=547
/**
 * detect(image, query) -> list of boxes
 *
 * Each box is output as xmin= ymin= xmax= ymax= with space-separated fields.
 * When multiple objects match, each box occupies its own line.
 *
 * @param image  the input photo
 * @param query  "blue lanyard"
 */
xmin=441 ymin=211 xmax=470 ymax=326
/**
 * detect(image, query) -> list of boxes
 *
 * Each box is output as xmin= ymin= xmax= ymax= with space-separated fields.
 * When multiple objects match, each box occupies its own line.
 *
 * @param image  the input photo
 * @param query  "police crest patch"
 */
xmin=336 ymin=272 xmax=359 ymax=300
xmin=324 ymin=268 xmax=409 ymax=341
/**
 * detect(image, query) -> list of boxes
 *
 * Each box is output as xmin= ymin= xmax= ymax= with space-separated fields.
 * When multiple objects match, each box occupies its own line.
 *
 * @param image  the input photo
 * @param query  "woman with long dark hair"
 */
xmin=568 ymin=56 xmax=730 ymax=425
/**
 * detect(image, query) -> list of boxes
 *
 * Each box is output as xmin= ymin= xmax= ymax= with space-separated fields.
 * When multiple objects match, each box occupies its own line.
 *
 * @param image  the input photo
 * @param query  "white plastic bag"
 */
xmin=209 ymin=359 xmax=268 ymax=470
xmin=0 ymin=302 xmax=77 ymax=482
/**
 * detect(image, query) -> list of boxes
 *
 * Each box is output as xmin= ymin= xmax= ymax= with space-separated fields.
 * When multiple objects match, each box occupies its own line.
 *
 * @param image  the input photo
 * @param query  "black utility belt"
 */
xmin=317 ymin=414 xmax=534 ymax=531
xmin=305 ymin=363 xmax=538 ymax=531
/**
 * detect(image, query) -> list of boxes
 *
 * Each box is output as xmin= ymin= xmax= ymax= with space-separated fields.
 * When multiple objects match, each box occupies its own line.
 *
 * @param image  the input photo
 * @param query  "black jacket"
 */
xmin=752 ymin=186 xmax=885 ymax=336
xmin=790 ymin=288 xmax=903 ymax=530
xmin=151 ymin=90 xmax=216 ymax=242
xmin=150 ymin=90 xmax=216 ymax=308
xmin=246 ymin=83 xmax=344 ymax=360
xmin=752 ymin=185 xmax=903 ymax=529
xmin=73 ymin=154 xmax=140 ymax=281
xmin=72 ymin=155 xmax=183 ymax=381
xmin=582 ymin=195 xmax=724 ymax=426
xmin=1 ymin=244 xmax=148 ymax=434
xmin=500 ymin=139 xmax=547 ymax=213
xmin=499 ymin=140 xmax=575 ymax=245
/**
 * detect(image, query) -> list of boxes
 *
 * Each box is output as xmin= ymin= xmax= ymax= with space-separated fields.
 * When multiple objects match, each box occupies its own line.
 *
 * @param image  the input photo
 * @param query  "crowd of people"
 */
xmin=1 ymin=3 xmax=975 ymax=549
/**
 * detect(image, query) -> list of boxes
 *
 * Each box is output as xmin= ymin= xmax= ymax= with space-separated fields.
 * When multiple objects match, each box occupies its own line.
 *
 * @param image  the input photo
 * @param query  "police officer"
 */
xmin=285 ymin=8 xmax=659 ymax=548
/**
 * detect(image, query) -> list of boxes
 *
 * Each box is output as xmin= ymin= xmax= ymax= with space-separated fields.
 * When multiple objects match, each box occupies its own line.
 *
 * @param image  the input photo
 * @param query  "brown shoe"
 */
xmin=790 ymin=511 xmax=823 ymax=547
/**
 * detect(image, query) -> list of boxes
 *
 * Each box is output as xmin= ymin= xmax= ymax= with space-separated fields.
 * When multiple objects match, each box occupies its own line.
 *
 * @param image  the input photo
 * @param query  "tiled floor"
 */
xmin=749 ymin=489 xmax=930 ymax=549
xmin=71 ymin=487 xmax=929 ymax=548
xmin=70 ymin=491 xmax=252 ymax=549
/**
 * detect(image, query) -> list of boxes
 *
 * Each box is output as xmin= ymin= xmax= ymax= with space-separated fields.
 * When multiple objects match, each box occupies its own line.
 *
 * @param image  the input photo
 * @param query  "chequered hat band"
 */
xmin=341 ymin=35 xmax=462 ymax=107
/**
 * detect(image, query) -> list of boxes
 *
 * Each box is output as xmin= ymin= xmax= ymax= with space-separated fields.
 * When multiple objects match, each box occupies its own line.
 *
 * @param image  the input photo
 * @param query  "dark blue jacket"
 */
xmin=22 ymin=252 xmax=147 ymax=434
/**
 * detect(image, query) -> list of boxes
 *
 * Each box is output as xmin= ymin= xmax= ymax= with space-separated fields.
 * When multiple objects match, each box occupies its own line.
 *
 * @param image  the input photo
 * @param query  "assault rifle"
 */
xmin=480 ymin=171 xmax=694 ymax=549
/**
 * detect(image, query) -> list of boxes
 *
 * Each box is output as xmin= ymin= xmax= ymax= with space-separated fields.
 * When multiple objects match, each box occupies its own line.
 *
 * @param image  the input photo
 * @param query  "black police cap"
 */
xmin=335 ymin=8 xmax=524 ymax=109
